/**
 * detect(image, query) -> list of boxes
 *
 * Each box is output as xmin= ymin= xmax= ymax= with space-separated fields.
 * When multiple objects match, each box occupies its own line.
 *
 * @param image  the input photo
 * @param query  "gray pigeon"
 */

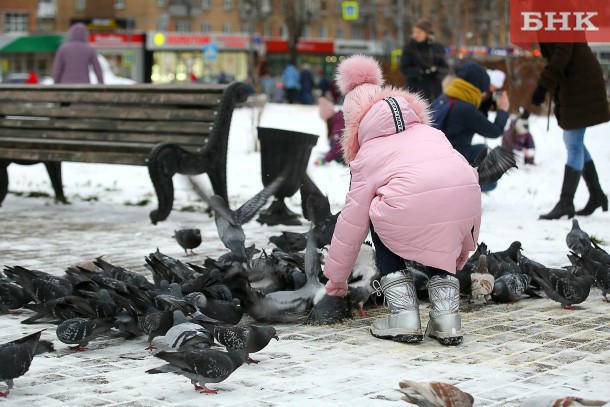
xmin=0 ymin=280 xmax=31 ymax=314
xmin=146 ymin=348 xmax=245 ymax=394
xmin=566 ymin=219 xmax=594 ymax=256
xmin=569 ymin=252 xmax=610 ymax=302
xmin=3 ymin=265 xmax=73 ymax=304
xmin=56 ymin=317 xmax=115 ymax=351
xmin=473 ymin=145 xmax=517 ymax=187
xmin=208 ymin=324 xmax=278 ymax=363
xmin=174 ymin=228 xmax=202 ymax=256
xmin=529 ymin=266 xmax=595 ymax=309
xmin=189 ymin=174 xmax=285 ymax=261
xmin=163 ymin=311 xmax=213 ymax=350
xmin=0 ymin=330 xmax=55 ymax=397
xmin=491 ymin=273 xmax=533 ymax=303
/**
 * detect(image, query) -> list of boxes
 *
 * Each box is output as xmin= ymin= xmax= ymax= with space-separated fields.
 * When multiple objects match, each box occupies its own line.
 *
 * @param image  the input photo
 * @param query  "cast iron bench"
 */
xmin=0 ymin=82 xmax=249 ymax=224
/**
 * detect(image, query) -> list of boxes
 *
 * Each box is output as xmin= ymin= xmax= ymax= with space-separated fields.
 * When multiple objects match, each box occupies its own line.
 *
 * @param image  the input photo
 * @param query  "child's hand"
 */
xmin=325 ymin=280 xmax=348 ymax=297
xmin=456 ymin=250 xmax=470 ymax=271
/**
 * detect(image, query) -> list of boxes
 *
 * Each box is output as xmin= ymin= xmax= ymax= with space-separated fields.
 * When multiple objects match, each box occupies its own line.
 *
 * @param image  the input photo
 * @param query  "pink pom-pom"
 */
xmin=336 ymin=55 xmax=384 ymax=95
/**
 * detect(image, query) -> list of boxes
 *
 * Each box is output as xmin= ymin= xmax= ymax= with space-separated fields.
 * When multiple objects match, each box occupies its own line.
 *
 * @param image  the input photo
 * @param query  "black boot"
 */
xmin=539 ymin=165 xmax=581 ymax=220
xmin=576 ymin=160 xmax=608 ymax=216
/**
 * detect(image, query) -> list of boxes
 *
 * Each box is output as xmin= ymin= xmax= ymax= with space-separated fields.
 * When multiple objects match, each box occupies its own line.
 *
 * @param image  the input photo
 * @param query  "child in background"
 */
xmin=322 ymin=55 xmax=481 ymax=346
xmin=503 ymin=108 xmax=536 ymax=165
xmin=315 ymin=97 xmax=346 ymax=165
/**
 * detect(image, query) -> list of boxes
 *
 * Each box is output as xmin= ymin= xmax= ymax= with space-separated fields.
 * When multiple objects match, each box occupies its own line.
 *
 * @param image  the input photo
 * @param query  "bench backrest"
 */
xmin=0 ymin=84 xmax=233 ymax=166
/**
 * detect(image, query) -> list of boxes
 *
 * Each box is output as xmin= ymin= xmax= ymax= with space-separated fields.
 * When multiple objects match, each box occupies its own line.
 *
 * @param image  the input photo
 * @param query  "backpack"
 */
xmin=429 ymin=94 xmax=455 ymax=132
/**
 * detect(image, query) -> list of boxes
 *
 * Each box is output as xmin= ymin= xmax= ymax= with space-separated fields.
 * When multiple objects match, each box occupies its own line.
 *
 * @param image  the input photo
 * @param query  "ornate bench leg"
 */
xmin=148 ymin=144 xmax=179 ymax=225
xmin=44 ymin=162 xmax=69 ymax=204
xmin=0 ymin=160 xmax=8 ymax=207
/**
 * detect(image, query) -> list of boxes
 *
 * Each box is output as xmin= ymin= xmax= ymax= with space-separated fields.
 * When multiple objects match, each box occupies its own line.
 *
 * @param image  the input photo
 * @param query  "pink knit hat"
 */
xmin=318 ymin=97 xmax=335 ymax=121
xmin=336 ymin=55 xmax=384 ymax=120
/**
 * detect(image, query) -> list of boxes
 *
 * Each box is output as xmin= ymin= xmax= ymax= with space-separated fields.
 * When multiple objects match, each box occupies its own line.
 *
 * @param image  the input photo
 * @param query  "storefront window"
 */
xmin=151 ymin=50 xmax=248 ymax=84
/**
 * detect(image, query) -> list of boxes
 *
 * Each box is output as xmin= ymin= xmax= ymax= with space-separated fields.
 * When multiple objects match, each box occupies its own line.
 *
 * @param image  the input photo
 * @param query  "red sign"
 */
xmin=90 ymin=33 xmax=144 ymax=47
xmin=264 ymin=38 xmax=334 ymax=54
xmin=510 ymin=0 xmax=610 ymax=43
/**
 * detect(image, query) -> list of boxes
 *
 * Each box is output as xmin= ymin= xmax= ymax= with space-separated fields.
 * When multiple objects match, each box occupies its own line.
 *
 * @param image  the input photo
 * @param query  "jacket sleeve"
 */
xmin=90 ymin=51 xmax=104 ymax=84
xmin=400 ymin=47 xmax=422 ymax=82
xmin=538 ymin=43 xmax=573 ymax=91
xmin=52 ymin=49 xmax=64 ymax=83
xmin=323 ymin=166 xmax=376 ymax=286
xmin=463 ymin=106 xmax=509 ymax=139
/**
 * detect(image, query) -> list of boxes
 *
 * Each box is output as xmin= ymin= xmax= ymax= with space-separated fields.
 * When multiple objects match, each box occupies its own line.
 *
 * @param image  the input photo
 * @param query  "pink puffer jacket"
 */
xmin=323 ymin=88 xmax=481 ymax=295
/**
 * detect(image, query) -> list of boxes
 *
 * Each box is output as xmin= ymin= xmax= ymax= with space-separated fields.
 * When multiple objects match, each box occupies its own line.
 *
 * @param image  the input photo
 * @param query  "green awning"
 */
xmin=0 ymin=34 xmax=64 ymax=53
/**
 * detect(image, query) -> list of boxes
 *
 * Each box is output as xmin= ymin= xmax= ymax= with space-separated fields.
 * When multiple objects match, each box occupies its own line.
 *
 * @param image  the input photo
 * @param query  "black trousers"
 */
xmin=369 ymin=221 xmax=450 ymax=279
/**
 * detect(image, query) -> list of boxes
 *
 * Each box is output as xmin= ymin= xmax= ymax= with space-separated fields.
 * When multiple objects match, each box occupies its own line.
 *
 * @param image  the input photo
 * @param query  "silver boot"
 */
xmin=426 ymin=275 xmax=463 ymax=345
xmin=370 ymin=270 xmax=423 ymax=343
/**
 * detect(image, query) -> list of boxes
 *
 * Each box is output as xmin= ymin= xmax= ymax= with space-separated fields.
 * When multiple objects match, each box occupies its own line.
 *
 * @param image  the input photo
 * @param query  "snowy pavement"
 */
xmin=1 ymin=104 xmax=609 ymax=406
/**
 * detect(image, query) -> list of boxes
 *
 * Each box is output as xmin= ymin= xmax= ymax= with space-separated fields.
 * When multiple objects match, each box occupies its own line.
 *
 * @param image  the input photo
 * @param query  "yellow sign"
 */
xmin=391 ymin=49 xmax=402 ymax=68
xmin=342 ymin=1 xmax=359 ymax=20
xmin=153 ymin=33 xmax=165 ymax=46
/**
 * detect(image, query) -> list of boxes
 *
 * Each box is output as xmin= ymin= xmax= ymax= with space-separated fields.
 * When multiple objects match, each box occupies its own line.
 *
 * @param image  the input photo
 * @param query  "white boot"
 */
xmin=370 ymin=270 xmax=423 ymax=343
xmin=426 ymin=275 xmax=463 ymax=345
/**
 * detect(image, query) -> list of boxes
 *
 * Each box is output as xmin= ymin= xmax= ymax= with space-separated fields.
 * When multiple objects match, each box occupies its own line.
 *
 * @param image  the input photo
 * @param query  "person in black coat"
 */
xmin=532 ymin=42 xmax=610 ymax=220
xmin=399 ymin=19 xmax=449 ymax=102
xmin=442 ymin=61 xmax=511 ymax=166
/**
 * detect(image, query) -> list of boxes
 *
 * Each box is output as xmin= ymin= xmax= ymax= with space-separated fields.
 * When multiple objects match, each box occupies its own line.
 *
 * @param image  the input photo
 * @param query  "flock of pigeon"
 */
xmin=0 ymin=147 xmax=609 ymax=404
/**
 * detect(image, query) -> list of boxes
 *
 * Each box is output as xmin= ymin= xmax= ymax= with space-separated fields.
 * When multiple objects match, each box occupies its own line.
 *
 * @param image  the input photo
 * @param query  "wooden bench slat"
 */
xmin=0 ymin=118 xmax=212 ymax=135
xmin=0 ymin=128 xmax=205 ymax=146
xmin=0 ymin=90 xmax=224 ymax=106
xmin=0 ymin=148 xmax=149 ymax=165
xmin=0 ymin=104 xmax=218 ymax=121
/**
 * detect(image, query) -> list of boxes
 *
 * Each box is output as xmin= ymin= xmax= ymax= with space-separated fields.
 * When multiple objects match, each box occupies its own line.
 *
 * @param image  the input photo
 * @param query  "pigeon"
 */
xmin=0 ymin=330 xmax=55 ymax=397
xmin=3 ymin=265 xmax=73 ymax=304
xmin=489 ymin=241 xmax=523 ymax=264
xmin=347 ymin=243 xmax=380 ymax=317
xmin=189 ymin=173 xmax=286 ymax=261
xmin=491 ymin=273 xmax=534 ymax=303
xmin=470 ymin=255 xmax=495 ymax=303
xmin=528 ymin=267 xmax=595 ymax=310
xmin=174 ymin=228 xmax=202 ymax=256
xmin=138 ymin=307 xmax=175 ymax=350
xmin=94 ymin=257 xmax=156 ymax=291
xmin=56 ymin=317 xmax=115 ymax=351
xmin=569 ymin=252 xmax=610 ymax=302
xmin=163 ymin=310 xmax=214 ymax=350
xmin=113 ymin=308 xmax=141 ymax=339
xmin=396 ymin=379 xmax=474 ymax=407
xmin=22 ymin=295 xmax=98 ymax=324
xmin=0 ymin=280 xmax=31 ymax=314
xmin=473 ymin=145 xmax=517 ymax=187
xmin=269 ymin=231 xmax=308 ymax=253
xmin=146 ymin=348 xmax=245 ymax=394
xmin=144 ymin=249 xmax=197 ymax=286
xmin=207 ymin=324 xmax=278 ymax=363
xmin=566 ymin=219 xmax=594 ymax=257
xmin=520 ymin=396 xmax=608 ymax=406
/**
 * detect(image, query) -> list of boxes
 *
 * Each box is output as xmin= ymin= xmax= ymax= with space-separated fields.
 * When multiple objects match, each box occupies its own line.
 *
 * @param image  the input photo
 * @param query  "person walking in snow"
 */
xmin=52 ymin=22 xmax=104 ymax=85
xmin=532 ymin=42 xmax=609 ymax=219
xmin=323 ymin=55 xmax=481 ymax=346
xmin=281 ymin=61 xmax=300 ymax=104
xmin=315 ymin=97 xmax=345 ymax=165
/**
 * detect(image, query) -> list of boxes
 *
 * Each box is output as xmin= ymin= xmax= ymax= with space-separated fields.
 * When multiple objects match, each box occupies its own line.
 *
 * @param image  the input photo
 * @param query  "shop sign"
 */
xmin=334 ymin=39 xmax=376 ymax=54
xmin=90 ymin=33 xmax=144 ymax=48
xmin=342 ymin=1 xmax=359 ymax=21
xmin=147 ymin=32 xmax=211 ymax=50
xmin=214 ymin=35 xmax=249 ymax=50
xmin=264 ymin=38 xmax=334 ymax=54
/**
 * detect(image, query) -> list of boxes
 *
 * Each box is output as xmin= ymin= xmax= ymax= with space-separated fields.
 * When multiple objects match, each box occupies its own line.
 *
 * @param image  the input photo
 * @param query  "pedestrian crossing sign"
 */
xmin=342 ymin=1 xmax=359 ymax=21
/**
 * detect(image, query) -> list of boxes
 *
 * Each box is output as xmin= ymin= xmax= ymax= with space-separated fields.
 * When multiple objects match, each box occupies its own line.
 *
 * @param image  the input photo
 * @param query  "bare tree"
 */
xmin=282 ymin=0 xmax=315 ymax=62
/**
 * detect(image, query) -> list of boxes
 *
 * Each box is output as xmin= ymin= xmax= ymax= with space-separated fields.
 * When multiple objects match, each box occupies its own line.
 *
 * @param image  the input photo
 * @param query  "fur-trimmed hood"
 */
xmin=340 ymin=86 xmax=430 ymax=164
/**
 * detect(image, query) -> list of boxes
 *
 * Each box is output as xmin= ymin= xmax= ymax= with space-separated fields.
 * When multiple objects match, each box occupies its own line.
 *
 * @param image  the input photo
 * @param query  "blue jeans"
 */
xmin=563 ymin=128 xmax=592 ymax=170
xmin=369 ymin=222 xmax=450 ymax=278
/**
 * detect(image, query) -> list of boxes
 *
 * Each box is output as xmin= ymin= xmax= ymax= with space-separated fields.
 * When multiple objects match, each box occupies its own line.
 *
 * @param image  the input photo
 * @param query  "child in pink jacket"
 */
xmin=323 ymin=55 xmax=481 ymax=346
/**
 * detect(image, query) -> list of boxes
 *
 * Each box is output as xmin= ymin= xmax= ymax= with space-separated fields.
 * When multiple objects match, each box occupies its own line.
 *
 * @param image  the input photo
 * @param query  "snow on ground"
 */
xmin=1 ymin=102 xmax=609 ymax=406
